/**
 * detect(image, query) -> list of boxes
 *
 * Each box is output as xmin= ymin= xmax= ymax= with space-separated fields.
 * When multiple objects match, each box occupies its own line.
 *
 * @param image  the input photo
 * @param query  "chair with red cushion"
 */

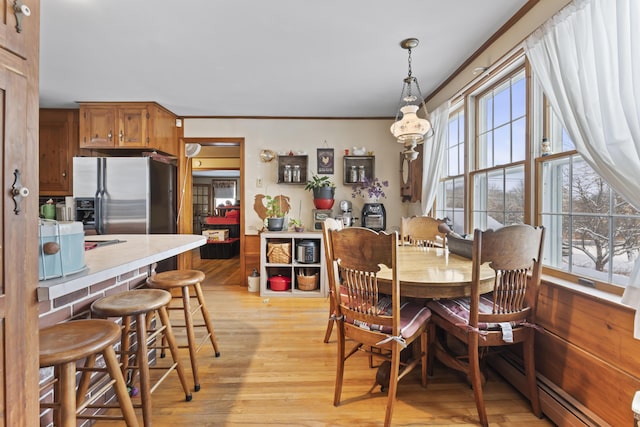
xmin=427 ymin=224 xmax=545 ymax=427
xmin=325 ymin=226 xmax=431 ymax=427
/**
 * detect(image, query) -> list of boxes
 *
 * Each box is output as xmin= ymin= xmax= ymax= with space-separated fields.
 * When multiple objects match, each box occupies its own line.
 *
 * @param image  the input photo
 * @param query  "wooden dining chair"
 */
xmin=427 ymin=224 xmax=545 ymax=427
xmin=401 ymin=216 xmax=447 ymax=248
xmin=325 ymin=226 xmax=431 ymax=427
xmin=321 ymin=218 xmax=343 ymax=343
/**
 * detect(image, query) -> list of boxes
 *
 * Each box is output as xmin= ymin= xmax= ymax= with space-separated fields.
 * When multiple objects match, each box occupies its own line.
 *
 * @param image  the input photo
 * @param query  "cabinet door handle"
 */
xmin=13 ymin=0 xmax=31 ymax=33
xmin=108 ymin=130 xmax=112 ymax=141
xmin=119 ymin=130 xmax=124 ymax=141
xmin=11 ymin=169 xmax=30 ymax=215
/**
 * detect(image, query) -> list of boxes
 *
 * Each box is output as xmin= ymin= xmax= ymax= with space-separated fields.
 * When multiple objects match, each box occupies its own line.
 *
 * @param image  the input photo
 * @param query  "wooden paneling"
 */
xmin=535 ymin=331 xmax=638 ymax=427
xmin=529 ymin=281 xmax=640 ymax=426
xmin=243 ymin=234 xmax=260 ymax=280
xmin=538 ymin=283 xmax=640 ymax=376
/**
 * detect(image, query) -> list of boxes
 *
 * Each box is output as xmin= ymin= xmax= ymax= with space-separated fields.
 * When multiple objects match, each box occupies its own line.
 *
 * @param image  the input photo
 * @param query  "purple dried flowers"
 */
xmin=351 ymin=177 xmax=389 ymax=201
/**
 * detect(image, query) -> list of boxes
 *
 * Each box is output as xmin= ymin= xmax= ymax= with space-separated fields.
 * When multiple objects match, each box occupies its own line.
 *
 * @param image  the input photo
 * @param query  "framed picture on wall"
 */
xmin=317 ymin=148 xmax=334 ymax=174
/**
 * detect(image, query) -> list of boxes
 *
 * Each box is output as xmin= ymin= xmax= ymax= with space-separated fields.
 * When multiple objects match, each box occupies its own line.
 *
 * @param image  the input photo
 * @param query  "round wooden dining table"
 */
xmin=376 ymin=245 xmax=497 ymax=379
xmin=376 ymin=246 xmax=495 ymax=298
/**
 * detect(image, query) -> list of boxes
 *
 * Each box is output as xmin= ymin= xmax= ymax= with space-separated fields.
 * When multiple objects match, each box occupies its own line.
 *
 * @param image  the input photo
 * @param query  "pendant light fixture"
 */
xmin=390 ymin=38 xmax=433 ymax=161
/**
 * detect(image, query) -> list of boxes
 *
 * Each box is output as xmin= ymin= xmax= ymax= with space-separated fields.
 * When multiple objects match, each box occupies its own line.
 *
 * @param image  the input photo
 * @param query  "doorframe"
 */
xmin=177 ymin=137 xmax=245 ymax=279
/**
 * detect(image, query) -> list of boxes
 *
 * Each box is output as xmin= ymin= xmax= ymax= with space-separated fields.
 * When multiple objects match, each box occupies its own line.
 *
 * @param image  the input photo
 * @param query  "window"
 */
xmin=538 ymin=108 xmax=640 ymax=289
xmin=436 ymin=108 xmax=465 ymax=234
xmin=471 ymin=69 xmax=526 ymax=229
xmin=193 ymin=184 xmax=211 ymax=216
xmin=192 ymin=183 xmax=211 ymax=235
xmin=440 ymin=53 xmax=638 ymax=293
xmin=212 ymin=179 xmax=237 ymax=207
xmin=473 ymin=165 xmax=524 ymax=229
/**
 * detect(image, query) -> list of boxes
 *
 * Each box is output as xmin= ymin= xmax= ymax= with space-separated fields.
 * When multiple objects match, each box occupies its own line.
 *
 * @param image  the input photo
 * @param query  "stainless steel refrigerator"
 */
xmin=73 ymin=157 xmax=177 ymax=235
xmin=73 ymin=157 xmax=178 ymax=271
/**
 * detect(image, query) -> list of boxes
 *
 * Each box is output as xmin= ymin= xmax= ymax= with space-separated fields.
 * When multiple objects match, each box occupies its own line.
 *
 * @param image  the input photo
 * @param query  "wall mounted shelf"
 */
xmin=343 ymin=155 xmax=375 ymax=185
xmin=277 ymin=155 xmax=308 ymax=184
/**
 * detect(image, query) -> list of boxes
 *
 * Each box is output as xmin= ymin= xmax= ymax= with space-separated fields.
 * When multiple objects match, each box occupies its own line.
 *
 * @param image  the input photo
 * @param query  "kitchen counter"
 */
xmin=37 ymin=234 xmax=206 ymax=302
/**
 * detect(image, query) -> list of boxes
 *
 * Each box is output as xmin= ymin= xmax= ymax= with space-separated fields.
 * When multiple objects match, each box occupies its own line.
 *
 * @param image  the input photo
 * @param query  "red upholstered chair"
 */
xmin=427 ymin=224 xmax=545 ymax=427
xmin=325 ymin=226 xmax=431 ymax=427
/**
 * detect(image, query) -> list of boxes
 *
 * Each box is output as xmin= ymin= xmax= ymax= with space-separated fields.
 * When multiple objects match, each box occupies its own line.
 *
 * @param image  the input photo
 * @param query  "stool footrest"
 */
xmin=148 ymin=363 xmax=179 ymax=394
xmin=76 ymin=380 xmax=118 ymax=414
xmin=174 ymin=332 xmax=212 ymax=350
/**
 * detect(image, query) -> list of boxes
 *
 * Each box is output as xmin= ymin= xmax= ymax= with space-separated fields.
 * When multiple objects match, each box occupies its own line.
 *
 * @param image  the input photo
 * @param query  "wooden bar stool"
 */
xmin=146 ymin=269 xmax=220 ymax=392
xmin=91 ymin=289 xmax=192 ymax=427
xmin=39 ymin=319 xmax=139 ymax=427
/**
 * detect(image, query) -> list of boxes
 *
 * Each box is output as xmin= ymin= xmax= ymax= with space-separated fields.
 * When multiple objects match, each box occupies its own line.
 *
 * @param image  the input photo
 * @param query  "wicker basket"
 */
xmin=267 ymin=241 xmax=291 ymax=263
xmin=297 ymin=273 xmax=318 ymax=291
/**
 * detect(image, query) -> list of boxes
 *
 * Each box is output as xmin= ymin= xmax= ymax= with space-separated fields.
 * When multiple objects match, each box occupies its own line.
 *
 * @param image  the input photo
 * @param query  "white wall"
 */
xmin=185 ymin=118 xmax=411 ymax=234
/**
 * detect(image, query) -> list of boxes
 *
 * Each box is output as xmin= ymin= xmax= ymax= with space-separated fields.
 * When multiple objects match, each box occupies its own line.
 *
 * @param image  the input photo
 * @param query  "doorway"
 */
xmin=181 ymin=138 xmax=244 ymax=285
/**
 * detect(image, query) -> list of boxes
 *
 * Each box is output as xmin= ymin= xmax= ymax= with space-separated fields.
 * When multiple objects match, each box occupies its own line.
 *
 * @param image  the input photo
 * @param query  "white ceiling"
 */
xmin=39 ymin=0 xmax=530 ymax=118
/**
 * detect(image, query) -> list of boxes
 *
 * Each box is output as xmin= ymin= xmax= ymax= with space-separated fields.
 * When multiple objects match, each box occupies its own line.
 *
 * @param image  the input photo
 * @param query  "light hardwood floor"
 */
xmin=95 ymin=249 xmax=555 ymax=427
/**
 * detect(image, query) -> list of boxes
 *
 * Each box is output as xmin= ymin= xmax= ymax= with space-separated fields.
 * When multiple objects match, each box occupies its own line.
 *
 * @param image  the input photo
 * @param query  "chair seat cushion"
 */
xmin=346 ymin=296 xmax=431 ymax=338
xmin=427 ymin=294 xmax=525 ymax=330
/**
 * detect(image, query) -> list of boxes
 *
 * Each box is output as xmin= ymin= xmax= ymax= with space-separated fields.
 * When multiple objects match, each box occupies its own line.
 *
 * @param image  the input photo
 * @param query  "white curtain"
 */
xmin=420 ymin=100 xmax=451 ymax=214
xmin=524 ymin=0 xmax=640 ymax=337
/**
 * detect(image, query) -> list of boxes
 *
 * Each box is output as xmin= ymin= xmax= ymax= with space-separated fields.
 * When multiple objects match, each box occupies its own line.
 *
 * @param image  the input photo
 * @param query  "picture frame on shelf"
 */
xmin=317 ymin=148 xmax=334 ymax=174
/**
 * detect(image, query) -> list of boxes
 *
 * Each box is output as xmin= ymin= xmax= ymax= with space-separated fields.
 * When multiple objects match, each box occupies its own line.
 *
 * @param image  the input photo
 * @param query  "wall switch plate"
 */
xmin=256 ymin=178 xmax=263 ymax=187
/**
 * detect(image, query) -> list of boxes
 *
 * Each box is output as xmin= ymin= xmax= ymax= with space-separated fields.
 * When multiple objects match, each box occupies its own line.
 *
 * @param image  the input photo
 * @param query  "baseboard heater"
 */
xmin=490 ymin=353 xmax=609 ymax=427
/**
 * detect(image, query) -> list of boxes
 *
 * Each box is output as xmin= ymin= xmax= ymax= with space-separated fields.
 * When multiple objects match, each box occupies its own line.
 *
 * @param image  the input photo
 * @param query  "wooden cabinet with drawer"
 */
xmin=39 ymin=109 xmax=79 ymax=195
xmin=79 ymin=102 xmax=178 ymax=156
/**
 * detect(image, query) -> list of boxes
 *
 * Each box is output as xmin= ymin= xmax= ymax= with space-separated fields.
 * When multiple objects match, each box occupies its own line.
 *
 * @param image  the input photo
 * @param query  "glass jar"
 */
xmin=358 ymin=165 xmax=366 ymax=182
xmin=283 ymin=165 xmax=292 ymax=182
xmin=292 ymin=165 xmax=301 ymax=182
xmin=350 ymin=166 xmax=358 ymax=183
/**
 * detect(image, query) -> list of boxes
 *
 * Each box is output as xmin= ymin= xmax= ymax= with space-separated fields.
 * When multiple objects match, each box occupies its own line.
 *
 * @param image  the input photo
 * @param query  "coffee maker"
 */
xmin=338 ymin=200 xmax=355 ymax=227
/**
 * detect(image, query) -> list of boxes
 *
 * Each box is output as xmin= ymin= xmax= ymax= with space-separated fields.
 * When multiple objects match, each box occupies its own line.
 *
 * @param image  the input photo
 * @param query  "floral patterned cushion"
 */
xmin=345 ymin=296 xmax=431 ymax=338
xmin=427 ymin=294 xmax=525 ymax=330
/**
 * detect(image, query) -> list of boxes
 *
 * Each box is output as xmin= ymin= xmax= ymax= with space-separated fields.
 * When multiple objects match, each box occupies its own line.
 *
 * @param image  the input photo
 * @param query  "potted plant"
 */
xmin=289 ymin=218 xmax=304 ymax=232
xmin=305 ymin=174 xmax=336 ymax=209
xmin=265 ymin=195 xmax=286 ymax=231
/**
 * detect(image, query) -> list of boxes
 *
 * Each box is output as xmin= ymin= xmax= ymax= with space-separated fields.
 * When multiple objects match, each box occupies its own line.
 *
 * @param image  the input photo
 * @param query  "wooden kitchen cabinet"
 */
xmin=79 ymin=102 xmax=178 ymax=156
xmin=39 ymin=109 xmax=79 ymax=196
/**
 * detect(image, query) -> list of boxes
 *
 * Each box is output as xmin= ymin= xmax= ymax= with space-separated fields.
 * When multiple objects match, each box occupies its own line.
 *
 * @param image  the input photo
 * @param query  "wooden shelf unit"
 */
xmin=260 ymin=231 xmax=327 ymax=297
xmin=343 ymin=155 xmax=375 ymax=185
xmin=277 ymin=155 xmax=308 ymax=184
